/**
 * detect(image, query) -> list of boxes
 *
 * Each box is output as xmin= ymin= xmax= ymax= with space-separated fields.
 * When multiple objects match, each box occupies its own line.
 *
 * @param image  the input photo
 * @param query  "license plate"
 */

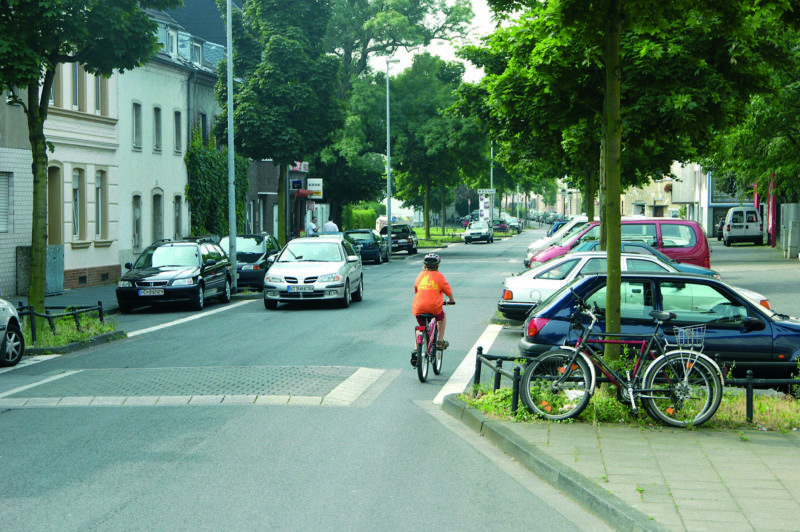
xmin=288 ymin=285 xmax=313 ymax=292
xmin=139 ymin=288 xmax=164 ymax=296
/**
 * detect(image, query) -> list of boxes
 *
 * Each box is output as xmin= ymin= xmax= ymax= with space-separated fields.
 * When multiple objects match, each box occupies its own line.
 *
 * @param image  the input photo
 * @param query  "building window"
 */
xmin=153 ymin=107 xmax=162 ymax=151
xmin=95 ymin=76 xmax=107 ymax=115
xmin=152 ymin=192 xmax=163 ymax=242
xmin=168 ymin=31 xmax=177 ymax=56
xmin=174 ymin=111 xmax=182 ymax=153
xmin=174 ymin=196 xmax=182 ymax=240
xmin=72 ymin=168 xmax=86 ymax=240
xmin=0 ymin=172 xmax=10 ymax=233
xmin=192 ymin=42 xmax=202 ymax=65
xmin=95 ymin=170 xmax=107 ymax=238
xmin=132 ymin=103 xmax=142 ymax=149
xmin=71 ymin=63 xmax=86 ymax=112
xmin=132 ymin=195 xmax=142 ymax=250
xmin=200 ymin=113 xmax=208 ymax=145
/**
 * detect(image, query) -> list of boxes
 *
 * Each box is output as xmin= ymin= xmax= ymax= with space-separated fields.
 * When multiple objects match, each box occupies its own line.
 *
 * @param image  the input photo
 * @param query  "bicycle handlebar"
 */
xmin=444 ymin=301 xmax=456 ymax=306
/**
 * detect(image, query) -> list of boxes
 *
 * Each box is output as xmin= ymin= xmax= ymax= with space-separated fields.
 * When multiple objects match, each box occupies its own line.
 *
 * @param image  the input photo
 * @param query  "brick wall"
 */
xmin=64 ymin=264 xmax=122 ymax=289
xmin=0 ymin=148 xmax=33 ymax=298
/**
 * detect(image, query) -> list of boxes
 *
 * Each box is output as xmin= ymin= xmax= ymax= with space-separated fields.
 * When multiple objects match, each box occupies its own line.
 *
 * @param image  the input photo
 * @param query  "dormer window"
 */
xmin=168 ymin=31 xmax=177 ymax=57
xmin=192 ymin=43 xmax=202 ymax=65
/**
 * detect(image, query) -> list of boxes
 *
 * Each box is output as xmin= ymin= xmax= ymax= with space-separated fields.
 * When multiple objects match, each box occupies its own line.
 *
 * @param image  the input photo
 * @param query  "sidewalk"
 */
xmin=6 ymin=283 xmax=121 ymax=313
xmin=444 ymin=395 xmax=800 ymax=532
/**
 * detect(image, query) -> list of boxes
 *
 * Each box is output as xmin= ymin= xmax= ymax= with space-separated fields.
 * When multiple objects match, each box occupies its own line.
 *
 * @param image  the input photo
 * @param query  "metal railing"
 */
xmin=726 ymin=370 xmax=800 ymax=423
xmin=472 ymin=346 xmax=526 ymax=414
xmin=16 ymin=301 xmax=105 ymax=347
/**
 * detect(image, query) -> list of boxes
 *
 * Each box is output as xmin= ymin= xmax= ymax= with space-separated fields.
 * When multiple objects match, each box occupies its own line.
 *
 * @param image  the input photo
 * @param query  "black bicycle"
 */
xmin=521 ymin=291 xmax=724 ymax=427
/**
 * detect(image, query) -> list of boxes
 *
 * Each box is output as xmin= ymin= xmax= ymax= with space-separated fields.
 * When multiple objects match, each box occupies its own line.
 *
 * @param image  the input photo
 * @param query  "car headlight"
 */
xmin=318 ymin=273 xmax=342 ymax=282
xmin=118 ymin=280 xmax=132 ymax=288
xmin=242 ymin=264 xmax=261 ymax=271
xmin=264 ymin=274 xmax=284 ymax=283
xmin=172 ymin=278 xmax=195 ymax=286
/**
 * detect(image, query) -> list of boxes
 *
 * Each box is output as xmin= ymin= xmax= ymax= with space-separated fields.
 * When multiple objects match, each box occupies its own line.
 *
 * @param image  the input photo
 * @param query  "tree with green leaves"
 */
xmin=0 ymin=0 xmax=182 ymax=313
xmin=391 ymin=54 xmax=487 ymax=239
xmin=215 ymin=0 xmax=342 ymax=244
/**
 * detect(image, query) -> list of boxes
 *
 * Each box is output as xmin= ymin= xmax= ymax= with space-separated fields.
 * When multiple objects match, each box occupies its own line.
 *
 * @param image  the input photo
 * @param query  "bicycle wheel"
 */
xmin=416 ymin=333 xmax=430 ymax=382
xmin=521 ymin=350 xmax=593 ymax=421
xmin=432 ymin=325 xmax=443 ymax=375
xmin=641 ymin=351 xmax=722 ymax=428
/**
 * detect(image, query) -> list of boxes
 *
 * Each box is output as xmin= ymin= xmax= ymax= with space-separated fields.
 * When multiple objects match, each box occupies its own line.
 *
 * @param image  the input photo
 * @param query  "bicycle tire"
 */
xmin=521 ymin=350 xmax=593 ymax=421
xmin=417 ymin=334 xmax=430 ymax=382
xmin=432 ymin=324 xmax=443 ymax=375
xmin=641 ymin=351 xmax=722 ymax=428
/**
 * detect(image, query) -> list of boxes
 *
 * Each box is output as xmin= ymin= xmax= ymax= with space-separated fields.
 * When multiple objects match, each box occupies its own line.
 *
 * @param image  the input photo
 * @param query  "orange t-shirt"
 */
xmin=412 ymin=270 xmax=452 ymax=316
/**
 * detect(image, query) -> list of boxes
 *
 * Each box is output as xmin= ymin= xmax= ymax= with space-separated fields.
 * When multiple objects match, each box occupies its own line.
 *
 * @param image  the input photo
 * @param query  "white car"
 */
xmin=525 ymin=216 xmax=588 ymax=265
xmin=263 ymin=235 xmax=363 ymax=310
xmin=0 ymin=298 xmax=25 ymax=367
xmin=464 ymin=221 xmax=494 ymax=244
xmin=498 ymin=251 xmax=769 ymax=321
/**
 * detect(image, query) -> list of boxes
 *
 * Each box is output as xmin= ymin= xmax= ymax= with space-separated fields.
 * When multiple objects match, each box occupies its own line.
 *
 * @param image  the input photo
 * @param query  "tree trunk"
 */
xmin=278 ymin=164 xmax=287 ymax=245
xmin=584 ymin=167 xmax=596 ymax=220
xmin=424 ymin=180 xmax=430 ymax=240
xmin=27 ymin=82 xmax=49 ymax=314
xmin=440 ymin=176 xmax=445 ymax=237
xmin=603 ymin=0 xmax=622 ymax=363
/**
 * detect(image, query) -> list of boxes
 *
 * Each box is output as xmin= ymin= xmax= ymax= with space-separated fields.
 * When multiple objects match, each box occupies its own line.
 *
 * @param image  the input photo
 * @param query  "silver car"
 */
xmin=0 ymin=297 xmax=25 ymax=367
xmin=263 ymin=235 xmax=364 ymax=310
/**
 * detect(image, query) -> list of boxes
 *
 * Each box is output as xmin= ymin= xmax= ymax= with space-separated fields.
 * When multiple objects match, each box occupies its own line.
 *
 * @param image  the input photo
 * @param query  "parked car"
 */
xmin=464 ymin=220 xmax=494 ymax=244
xmin=518 ymin=272 xmax=789 ymax=379
xmin=525 ymin=215 xmax=589 ymax=264
xmin=219 ymin=234 xmax=281 ymax=290
xmin=723 ymin=206 xmax=763 ymax=247
xmin=379 ymin=223 xmax=418 ymax=254
xmin=500 ymin=251 xmax=711 ymax=321
xmin=507 ymin=217 xmax=522 ymax=233
xmin=263 ymin=235 xmax=363 ymax=309
xmin=344 ymin=229 xmax=389 ymax=264
xmin=0 ymin=297 xmax=24 ymax=367
xmin=492 ymin=218 xmax=509 ymax=232
xmin=546 ymin=219 xmax=569 ymax=237
xmin=116 ymin=239 xmax=233 ymax=313
xmin=571 ymin=241 xmax=721 ymax=278
xmin=529 ymin=218 xmax=711 ymax=268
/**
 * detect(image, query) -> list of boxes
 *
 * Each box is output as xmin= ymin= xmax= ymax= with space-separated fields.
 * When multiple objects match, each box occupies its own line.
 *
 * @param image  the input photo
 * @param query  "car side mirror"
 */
xmin=204 ymin=258 xmax=217 ymax=267
xmin=124 ymin=262 xmax=133 ymax=270
xmin=742 ymin=317 xmax=765 ymax=332
xmin=347 ymin=255 xmax=360 ymax=263
xmin=267 ymin=255 xmax=277 ymax=264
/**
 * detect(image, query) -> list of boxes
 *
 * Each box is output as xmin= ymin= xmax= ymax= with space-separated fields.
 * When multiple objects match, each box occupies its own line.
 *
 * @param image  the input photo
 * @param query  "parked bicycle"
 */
xmin=414 ymin=301 xmax=455 ymax=382
xmin=520 ymin=290 xmax=724 ymax=427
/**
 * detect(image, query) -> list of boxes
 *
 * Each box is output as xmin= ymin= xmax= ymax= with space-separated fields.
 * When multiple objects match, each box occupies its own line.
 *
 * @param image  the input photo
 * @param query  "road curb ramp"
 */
xmin=442 ymin=394 xmax=668 ymax=532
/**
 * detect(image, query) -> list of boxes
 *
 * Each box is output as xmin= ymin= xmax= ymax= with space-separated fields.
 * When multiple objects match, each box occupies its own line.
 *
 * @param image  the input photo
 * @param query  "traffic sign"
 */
xmin=477 ymin=188 xmax=496 ymax=195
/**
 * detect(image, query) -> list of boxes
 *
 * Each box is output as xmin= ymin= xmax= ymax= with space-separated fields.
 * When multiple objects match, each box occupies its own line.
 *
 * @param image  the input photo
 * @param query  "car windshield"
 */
xmin=278 ymin=242 xmax=342 ymax=262
xmin=346 ymin=232 xmax=372 ymax=243
xmin=135 ymin=246 xmax=200 ymax=268
xmin=469 ymin=222 xmax=488 ymax=230
xmin=220 ymin=236 xmax=266 ymax=262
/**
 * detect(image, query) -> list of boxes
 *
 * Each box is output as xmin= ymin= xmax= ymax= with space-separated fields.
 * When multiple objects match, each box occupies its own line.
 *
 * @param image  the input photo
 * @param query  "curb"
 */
xmin=26 ymin=330 xmax=126 ymax=355
xmin=442 ymin=394 xmax=669 ymax=532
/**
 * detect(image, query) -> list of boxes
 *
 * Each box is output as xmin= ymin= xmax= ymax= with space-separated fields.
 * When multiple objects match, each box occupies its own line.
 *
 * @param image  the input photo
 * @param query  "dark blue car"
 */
xmin=519 ymin=272 xmax=800 ymax=379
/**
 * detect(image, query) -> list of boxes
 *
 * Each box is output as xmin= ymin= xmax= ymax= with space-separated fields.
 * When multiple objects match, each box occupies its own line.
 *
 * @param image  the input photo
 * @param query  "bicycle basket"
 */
xmin=674 ymin=324 xmax=705 ymax=351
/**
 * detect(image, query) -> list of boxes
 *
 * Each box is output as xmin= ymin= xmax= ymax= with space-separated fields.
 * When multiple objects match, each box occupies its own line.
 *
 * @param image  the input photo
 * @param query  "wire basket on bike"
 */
xmin=673 ymin=324 xmax=706 ymax=351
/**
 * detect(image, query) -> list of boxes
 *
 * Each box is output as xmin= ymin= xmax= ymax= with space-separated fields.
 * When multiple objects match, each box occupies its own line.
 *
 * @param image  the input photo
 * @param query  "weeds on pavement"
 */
xmin=22 ymin=313 xmax=117 ymax=349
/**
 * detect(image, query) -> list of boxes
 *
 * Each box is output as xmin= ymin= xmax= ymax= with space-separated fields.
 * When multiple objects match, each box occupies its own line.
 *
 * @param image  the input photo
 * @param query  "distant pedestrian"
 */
xmin=322 ymin=216 xmax=338 ymax=234
xmin=305 ymin=216 xmax=318 ymax=236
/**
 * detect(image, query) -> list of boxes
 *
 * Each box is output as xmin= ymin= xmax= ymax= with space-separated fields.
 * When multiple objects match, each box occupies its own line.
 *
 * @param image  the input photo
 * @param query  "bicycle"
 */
xmin=414 ymin=301 xmax=455 ymax=382
xmin=520 ymin=290 xmax=724 ymax=427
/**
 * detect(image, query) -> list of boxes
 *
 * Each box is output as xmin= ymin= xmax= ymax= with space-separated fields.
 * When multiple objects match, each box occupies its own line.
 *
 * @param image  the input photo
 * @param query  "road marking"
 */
xmin=323 ymin=367 xmax=385 ymax=406
xmin=0 ymin=370 xmax=82 ymax=399
xmin=126 ymin=300 xmax=252 ymax=337
xmin=0 ymin=355 xmax=59 ymax=374
xmin=434 ymin=323 xmax=503 ymax=405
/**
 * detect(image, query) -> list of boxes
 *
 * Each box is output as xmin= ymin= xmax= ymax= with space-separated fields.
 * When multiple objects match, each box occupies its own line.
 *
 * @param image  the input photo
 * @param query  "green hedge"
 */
xmin=343 ymin=207 xmax=377 ymax=231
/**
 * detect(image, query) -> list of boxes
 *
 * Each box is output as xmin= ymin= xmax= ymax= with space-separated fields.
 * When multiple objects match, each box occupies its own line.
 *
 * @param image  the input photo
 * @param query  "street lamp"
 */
xmin=386 ymin=58 xmax=399 ymax=255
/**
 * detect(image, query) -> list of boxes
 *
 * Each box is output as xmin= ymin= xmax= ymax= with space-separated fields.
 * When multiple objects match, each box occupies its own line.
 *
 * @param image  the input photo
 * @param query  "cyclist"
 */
xmin=411 ymin=253 xmax=455 ymax=366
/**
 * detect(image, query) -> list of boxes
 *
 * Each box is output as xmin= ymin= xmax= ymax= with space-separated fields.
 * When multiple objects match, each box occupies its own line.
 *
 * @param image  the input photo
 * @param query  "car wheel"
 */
xmin=193 ymin=284 xmax=205 ymax=311
xmin=410 ymin=245 xmax=417 ymax=255
xmin=264 ymin=297 xmax=278 ymax=310
xmin=339 ymin=281 xmax=351 ymax=308
xmin=220 ymin=278 xmax=231 ymax=303
xmin=724 ymin=238 xmax=730 ymax=247
xmin=0 ymin=323 xmax=24 ymax=367
xmin=352 ymin=276 xmax=364 ymax=302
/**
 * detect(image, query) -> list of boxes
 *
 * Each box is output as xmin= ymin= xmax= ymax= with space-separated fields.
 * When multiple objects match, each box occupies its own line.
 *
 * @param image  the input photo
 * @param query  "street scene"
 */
xmin=4 ymin=1 xmax=800 ymax=531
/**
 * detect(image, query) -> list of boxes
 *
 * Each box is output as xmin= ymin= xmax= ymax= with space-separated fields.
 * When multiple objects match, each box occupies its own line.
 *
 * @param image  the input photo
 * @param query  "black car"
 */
xmin=116 ymin=239 xmax=232 ymax=312
xmin=379 ymin=223 xmax=418 ymax=254
xmin=220 ymin=234 xmax=281 ymax=290
xmin=344 ymin=229 xmax=389 ymax=263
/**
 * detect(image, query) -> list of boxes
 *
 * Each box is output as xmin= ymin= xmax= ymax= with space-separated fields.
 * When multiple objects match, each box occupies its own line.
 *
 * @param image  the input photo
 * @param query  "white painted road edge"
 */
xmin=126 ymin=300 xmax=252 ymax=337
xmin=433 ymin=323 xmax=503 ymax=405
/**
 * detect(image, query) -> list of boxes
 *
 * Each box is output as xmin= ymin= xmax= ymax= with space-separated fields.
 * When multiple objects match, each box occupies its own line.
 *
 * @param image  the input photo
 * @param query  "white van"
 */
xmin=723 ymin=206 xmax=763 ymax=246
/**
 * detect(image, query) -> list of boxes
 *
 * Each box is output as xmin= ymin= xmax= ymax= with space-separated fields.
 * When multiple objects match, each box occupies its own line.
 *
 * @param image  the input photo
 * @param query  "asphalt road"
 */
xmin=1 ymin=228 xmax=609 ymax=531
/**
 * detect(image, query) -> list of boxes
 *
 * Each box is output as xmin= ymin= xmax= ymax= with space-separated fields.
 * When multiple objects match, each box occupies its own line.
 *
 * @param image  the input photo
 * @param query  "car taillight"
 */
xmin=527 ymin=317 xmax=550 ymax=338
xmin=726 ymin=224 xmax=730 ymax=232
xmin=503 ymin=290 xmax=513 ymax=301
xmin=704 ymin=256 xmax=710 ymax=269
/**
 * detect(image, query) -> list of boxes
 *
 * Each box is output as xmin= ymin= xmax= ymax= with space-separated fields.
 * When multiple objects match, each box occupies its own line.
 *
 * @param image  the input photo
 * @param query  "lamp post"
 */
xmin=386 ymin=58 xmax=399 ymax=255
xmin=226 ymin=0 xmax=237 ymax=291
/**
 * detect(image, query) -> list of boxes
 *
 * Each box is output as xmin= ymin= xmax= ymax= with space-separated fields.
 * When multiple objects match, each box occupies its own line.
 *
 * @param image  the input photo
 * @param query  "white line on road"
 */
xmin=126 ymin=300 xmax=253 ymax=337
xmin=433 ymin=323 xmax=503 ymax=405
xmin=0 ymin=370 xmax=82 ymax=399
xmin=0 ymin=355 xmax=59 ymax=374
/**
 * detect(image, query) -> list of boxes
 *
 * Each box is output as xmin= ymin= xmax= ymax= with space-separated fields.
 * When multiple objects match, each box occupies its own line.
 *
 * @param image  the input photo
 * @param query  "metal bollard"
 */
xmin=98 ymin=300 xmax=104 ymax=323
xmin=511 ymin=366 xmax=521 ymax=414
xmin=745 ymin=370 xmax=754 ymax=423
xmin=473 ymin=346 xmax=483 ymax=389
xmin=493 ymin=359 xmax=503 ymax=391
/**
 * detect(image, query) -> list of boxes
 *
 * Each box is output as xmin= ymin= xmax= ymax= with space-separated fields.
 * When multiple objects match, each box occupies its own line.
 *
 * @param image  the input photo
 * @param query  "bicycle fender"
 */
xmin=549 ymin=346 xmax=597 ymax=396
xmin=647 ymin=350 xmax=726 ymax=386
